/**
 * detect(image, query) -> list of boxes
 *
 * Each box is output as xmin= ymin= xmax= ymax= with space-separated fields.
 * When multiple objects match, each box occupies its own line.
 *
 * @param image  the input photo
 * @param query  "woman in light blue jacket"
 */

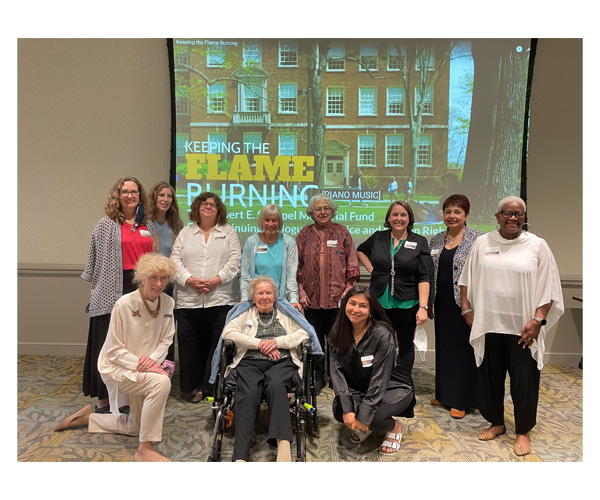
xmin=240 ymin=205 xmax=301 ymax=310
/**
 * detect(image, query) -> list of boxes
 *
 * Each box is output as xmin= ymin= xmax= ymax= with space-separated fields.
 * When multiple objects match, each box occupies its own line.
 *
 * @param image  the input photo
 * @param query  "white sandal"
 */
xmin=379 ymin=431 xmax=402 ymax=455
xmin=350 ymin=428 xmax=373 ymax=444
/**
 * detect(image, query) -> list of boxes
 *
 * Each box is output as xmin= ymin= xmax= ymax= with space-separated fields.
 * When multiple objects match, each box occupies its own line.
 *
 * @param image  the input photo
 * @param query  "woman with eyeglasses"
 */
xmin=296 ymin=193 xmax=360 ymax=395
xmin=82 ymin=177 xmax=158 ymax=414
xmin=170 ymin=192 xmax=241 ymax=402
xmin=459 ymin=196 xmax=564 ymax=456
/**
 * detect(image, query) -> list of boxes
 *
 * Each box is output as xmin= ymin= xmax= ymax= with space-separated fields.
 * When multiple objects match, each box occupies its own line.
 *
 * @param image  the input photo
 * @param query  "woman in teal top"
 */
xmin=357 ymin=201 xmax=432 ymax=374
xmin=240 ymin=205 xmax=301 ymax=310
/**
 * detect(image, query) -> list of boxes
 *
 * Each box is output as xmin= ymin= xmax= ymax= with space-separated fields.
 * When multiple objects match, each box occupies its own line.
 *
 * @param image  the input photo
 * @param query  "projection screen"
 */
xmin=169 ymin=38 xmax=534 ymax=245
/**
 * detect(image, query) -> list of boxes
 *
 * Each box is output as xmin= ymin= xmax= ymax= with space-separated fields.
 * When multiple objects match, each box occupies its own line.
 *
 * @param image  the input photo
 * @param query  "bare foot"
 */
xmin=380 ymin=420 xmax=402 ymax=454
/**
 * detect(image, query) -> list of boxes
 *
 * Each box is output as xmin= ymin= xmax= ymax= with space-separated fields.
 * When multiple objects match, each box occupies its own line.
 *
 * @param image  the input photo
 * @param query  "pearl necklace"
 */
xmin=258 ymin=308 xmax=275 ymax=328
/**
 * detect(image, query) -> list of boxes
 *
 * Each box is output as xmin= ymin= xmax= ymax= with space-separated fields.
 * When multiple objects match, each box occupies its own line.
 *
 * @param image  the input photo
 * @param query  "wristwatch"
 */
xmin=419 ymin=305 xmax=428 ymax=310
xmin=533 ymin=316 xmax=547 ymax=326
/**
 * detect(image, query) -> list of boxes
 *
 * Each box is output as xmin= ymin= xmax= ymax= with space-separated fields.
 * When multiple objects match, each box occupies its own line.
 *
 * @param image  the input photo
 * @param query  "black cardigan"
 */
xmin=357 ymin=229 xmax=432 ymax=301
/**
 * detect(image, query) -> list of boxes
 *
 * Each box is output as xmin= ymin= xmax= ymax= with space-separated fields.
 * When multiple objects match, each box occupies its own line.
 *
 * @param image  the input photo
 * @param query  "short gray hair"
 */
xmin=257 ymin=204 xmax=284 ymax=231
xmin=497 ymin=196 xmax=526 ymax=213
xmin=306 ymin=193 xmax=338 ymax=219
xmin=248 ymin=275 xmax=279 ymax=301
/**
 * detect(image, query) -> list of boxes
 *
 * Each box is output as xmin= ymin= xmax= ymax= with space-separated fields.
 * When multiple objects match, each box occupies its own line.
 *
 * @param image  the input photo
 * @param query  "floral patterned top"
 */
xmin=429 ymin=225 xmax=483 ymax=307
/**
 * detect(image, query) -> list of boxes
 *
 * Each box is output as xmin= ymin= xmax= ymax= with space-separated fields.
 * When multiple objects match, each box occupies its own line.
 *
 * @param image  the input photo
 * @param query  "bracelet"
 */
xmin=461 ymin=308 xmax=473 ymax=316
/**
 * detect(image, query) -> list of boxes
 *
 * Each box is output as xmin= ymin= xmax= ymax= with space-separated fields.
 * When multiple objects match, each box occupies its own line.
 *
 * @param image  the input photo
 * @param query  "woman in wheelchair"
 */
xmin=219 ymin=275 xmax=312 ymax=462
xmin=329 ymin=285 xmax=416 ymax=456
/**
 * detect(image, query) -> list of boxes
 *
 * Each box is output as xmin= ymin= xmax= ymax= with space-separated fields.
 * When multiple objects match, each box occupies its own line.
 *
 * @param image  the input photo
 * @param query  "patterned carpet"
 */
xmin=17 ymin=355 xmax=583 ymax=463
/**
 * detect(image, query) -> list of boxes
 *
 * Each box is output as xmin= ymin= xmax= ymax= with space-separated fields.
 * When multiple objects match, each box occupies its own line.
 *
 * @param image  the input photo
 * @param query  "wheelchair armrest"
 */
xmin=300 ymin=339 xmax=312 ymax=362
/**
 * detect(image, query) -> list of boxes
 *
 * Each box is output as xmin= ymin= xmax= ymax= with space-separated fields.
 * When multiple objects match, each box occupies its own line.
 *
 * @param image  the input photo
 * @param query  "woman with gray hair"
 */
xmin=459 ymin=196 xmax=564 ymax=456
xmin=296 ymin=193 xmax=360 ymax=394
xmin=219 ymin=275 xmax=311 ymax=462
xmin=53 ymin=253 xmax=177 ymax=462
xmin=240 ymin=204 xmax=300 ymax=309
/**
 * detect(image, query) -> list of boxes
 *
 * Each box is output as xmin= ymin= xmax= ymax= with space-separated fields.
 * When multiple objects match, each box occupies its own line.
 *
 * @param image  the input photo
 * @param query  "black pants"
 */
xmin=384 ymin=304 xmax=419 ymax=374
xmin=333 ymin=392 xmax=413 ymax=433
xmin=304 ymin=308 xmax=338 ymax=383
xmin=176 ymin=305 xmax=231 ymax=396
xmin=231 ymin=357 xmax=297 ymax=462
xmin=478 ymin=333 xmax=541 ymax=435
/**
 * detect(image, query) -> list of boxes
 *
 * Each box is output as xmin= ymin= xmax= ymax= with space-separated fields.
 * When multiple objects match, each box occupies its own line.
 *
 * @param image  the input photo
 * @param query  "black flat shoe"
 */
xmin=94 ymin=405 xmax=110 ymax=414
xmin=119 ymin=405 xmax=130 ymax=414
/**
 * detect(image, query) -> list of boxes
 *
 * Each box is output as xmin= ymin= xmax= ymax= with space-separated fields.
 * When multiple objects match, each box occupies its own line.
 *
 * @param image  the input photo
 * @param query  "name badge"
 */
xmin=431 ymin=248 xmax=440 ymax=256
xmin=139 ymin=229 xmax=151 ymax=237
xmin=257 ymin=245 xmax=268 ymax=254
xmin=327 ymin=240 xmax=338 ymax=247
xmin=164 ymin=308 xmax=173 ymax=318
xmin=485 ymin=246 xmax=500 ymax=255
xmin=361 ymin=355 xmax=374 ymax=368
xmin=214 ymin=234 xmax=226 ymax=239
xmin=404 ymin=241 xmax=417 ymax=250
xmin=245 ymin=320 xmax=253 ymax=329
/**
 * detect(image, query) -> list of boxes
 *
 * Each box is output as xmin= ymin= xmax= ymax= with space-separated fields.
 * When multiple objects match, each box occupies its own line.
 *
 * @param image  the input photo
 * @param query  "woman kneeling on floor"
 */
xmin=53 ymin=253 xmax=176 ymax=462
xmin=329 ymin=285 xmax=415 ymax=456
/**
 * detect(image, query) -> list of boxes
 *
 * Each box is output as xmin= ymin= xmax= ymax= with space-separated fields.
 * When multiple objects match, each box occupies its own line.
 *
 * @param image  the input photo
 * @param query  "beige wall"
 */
xmin=17 ymin=38 xmax=583 ymax=364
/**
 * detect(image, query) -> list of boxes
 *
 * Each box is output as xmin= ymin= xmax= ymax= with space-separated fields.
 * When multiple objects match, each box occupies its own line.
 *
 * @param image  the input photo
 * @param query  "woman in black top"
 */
xmin=329 ymin=285 xmax=415 ymax=456
xmin=357 ymin=201 xmax=432 ymax=374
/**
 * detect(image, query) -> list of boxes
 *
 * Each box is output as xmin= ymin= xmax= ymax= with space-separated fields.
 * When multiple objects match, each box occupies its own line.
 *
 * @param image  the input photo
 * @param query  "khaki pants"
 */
xmin=89 ymin=372 xmax=171 ymax=443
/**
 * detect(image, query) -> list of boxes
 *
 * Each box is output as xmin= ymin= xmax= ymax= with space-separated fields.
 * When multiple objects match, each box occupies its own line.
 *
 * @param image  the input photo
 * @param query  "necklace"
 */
xmin=125 ymin=220 xmax=137 ymax=233
xmin=139 ymin=289 xmax=161 ymax=318
xmin=258 ymin=308 xmax=275 ymax=328
xmin=446 ymin=228 xmax=464 ymax=245
xmin=353 ymin=321 xmax=370 ymax=343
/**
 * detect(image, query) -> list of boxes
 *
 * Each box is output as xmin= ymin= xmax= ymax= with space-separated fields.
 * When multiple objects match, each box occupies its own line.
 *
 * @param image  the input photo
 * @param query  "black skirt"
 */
xmin=433 ymin=247 xmax=478 ymax=411
xmin=83 ymin=270 xmax=136 ymax=399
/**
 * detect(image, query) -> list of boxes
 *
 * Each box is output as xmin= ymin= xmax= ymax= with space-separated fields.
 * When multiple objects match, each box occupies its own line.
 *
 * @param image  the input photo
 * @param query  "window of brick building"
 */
xmin=387 ymin=87 xmax=405 ymax=115
xmin=327 ymin=42 xmax=345 ymax=71
xmin=279 ymin=40 xmax=298 ymax=67
xmin=386 ymin=135 xmax=404 ymax=167
xmin=327 ymin=87 xmax=344 ymax=116
xmin=358 ymin=135 xmax=376 ymax=166
xmin=279 ymin=83 xmax=298 ymax=113
xmin=359 ymin=87 xmax=377 ymax=116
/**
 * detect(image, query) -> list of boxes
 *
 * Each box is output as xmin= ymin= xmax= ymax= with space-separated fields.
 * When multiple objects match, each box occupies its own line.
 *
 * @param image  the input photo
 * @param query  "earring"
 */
xmin=522 ymin=222 xmax=530 ymax=232
xmin=496 ymin=223 xmax=501 ymax=231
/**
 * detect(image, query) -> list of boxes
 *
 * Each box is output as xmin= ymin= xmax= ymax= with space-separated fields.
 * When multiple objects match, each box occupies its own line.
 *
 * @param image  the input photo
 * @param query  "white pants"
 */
xmin=89 ymin=372 xmax=171 ymax=443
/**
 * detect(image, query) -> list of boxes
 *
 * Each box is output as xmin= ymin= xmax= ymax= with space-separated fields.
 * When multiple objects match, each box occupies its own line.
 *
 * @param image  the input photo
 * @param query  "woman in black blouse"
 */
xmin=329 ymin=285 xmax=415 ymax=456
xmin=357 ymin=201 xmax=432 ymax=375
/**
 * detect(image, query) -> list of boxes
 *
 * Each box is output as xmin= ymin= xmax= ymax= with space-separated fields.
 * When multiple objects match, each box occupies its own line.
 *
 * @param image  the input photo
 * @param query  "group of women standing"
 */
xmin=68 ymin=175 xmax=563 ymax=460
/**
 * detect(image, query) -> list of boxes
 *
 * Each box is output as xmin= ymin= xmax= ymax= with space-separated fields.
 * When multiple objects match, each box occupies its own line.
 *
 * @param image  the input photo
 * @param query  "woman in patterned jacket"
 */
xmin=428 ymin=194 xmax=482 ymax=419
xmin=81 ymin=177 xmax=157 ymax=414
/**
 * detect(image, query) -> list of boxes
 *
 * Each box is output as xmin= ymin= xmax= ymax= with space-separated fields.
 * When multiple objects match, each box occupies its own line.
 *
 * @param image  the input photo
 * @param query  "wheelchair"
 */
xmin=207 ymin=338 xmax=318 ymax=462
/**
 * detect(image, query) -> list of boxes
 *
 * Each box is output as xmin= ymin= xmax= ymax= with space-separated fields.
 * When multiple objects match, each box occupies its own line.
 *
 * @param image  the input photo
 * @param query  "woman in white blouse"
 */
xmin=459 ymin=196 xmax=564 ymax=457
xmin=170 ymin=192 xmax=241 ymax=402
xmin=53 ymin=253 xmax=177 ymax=462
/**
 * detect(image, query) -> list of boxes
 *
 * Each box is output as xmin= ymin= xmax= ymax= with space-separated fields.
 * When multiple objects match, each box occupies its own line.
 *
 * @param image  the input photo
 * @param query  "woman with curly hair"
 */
xmin=170 ymin=192 xmax=241 ymax=402
xmin=81 ymin=176 xmax=158 ymax=414
xmin=55 ymin=253 xmax=177 ymax=462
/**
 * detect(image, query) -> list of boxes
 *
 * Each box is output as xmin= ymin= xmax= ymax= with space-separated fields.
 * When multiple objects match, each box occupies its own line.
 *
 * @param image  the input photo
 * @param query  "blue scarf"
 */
xmin=209 ymin=298 xmax=324 ymax=384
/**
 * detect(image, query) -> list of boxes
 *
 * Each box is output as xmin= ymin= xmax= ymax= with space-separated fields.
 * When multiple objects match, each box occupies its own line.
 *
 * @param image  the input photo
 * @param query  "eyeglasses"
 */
xmin=314 ymin=207 xmax=332 ymax=213
xmin=120 ymin=190 xmax=139 ymax=198
xmin=499 ymin=211 xmax=526 ymax=219
xmin=200 ymin=202 xmax=217 ymax=209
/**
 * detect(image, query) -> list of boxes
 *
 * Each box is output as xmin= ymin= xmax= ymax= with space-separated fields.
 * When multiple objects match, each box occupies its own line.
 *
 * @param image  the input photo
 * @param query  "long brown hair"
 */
xmin=328 ymin=285 xmax=394 ymax=354
xmin=147 ymin=181 xmax=184 ymax=237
